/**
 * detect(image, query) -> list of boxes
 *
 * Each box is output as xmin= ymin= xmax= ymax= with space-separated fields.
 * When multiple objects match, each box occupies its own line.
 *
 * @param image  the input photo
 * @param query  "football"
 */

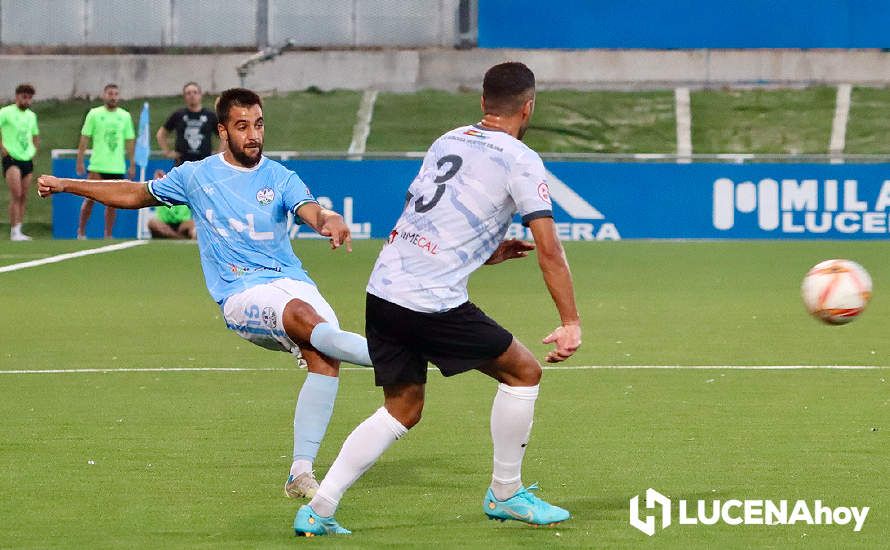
xmin=801 ymin=259 xmax=872 ymax=325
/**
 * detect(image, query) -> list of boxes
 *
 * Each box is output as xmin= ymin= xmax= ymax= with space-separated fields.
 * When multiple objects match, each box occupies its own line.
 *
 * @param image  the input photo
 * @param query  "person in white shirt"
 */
xmin=292 ymin=62 xmax=582 ymax=536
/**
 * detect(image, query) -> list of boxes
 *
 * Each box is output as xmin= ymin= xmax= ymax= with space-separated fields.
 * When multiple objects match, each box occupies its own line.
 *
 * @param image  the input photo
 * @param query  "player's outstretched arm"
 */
xmin=528 ymin=217 xmax=582 ymax=363
xmin=296 ymin=202 xmax=352 ymax=252
xmin=36 ymin=175 xmax=160 ymax=209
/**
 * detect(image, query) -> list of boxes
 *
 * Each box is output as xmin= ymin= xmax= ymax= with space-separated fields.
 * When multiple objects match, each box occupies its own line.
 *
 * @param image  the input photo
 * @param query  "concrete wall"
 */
xmin=5 ymin=49 xmax=890 ymax=100
xmin=0 ymin=0 xmax=460 ymax=48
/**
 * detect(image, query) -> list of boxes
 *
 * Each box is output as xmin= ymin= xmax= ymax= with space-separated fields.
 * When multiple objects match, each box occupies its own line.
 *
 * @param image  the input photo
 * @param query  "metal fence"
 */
xmin=0 ymin=0 xmax=472 ymax=48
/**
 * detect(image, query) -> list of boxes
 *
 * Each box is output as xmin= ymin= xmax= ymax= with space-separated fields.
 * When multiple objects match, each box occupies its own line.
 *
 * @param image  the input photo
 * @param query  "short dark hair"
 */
xmin=15 ymin=83 xmax=35 ymax=96
xmin=183 ymin=81 xmax=201 ymax=93
xmin=104 ymin=83 xmax=119 ymax=92
xmin=216 ymin=88 xmax=262 ymax=125
xmin=482 ymin=62 xmax=536 ymax=116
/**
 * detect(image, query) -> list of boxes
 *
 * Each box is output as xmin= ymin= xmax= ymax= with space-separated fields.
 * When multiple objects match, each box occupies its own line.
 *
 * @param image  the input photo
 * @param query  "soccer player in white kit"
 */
xmin=294 ymin=62 xmax=582 ymax=536
xmin=38 ymin=88 xmax=372 ymax=502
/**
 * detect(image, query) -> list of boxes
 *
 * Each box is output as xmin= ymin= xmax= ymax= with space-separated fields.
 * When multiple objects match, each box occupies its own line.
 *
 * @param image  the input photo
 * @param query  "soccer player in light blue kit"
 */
xmin=38 ymin=88 xmax=370 ymax=500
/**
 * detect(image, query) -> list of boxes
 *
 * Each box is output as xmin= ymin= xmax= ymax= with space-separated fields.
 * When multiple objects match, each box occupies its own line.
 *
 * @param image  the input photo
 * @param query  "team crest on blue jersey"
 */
xmin=256 ymin=187 xmax=275 ymax=205
xmin=262 ymin=306 xmax=278 ymax=329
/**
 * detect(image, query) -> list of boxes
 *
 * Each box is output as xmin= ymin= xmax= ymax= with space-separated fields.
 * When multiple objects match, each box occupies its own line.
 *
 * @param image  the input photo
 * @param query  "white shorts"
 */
xmin=222 ymin=279 xmax=340 ymax=354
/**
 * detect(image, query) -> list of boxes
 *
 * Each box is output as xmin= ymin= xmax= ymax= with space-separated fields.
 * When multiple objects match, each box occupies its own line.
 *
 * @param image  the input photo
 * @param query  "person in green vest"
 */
xmin=0 ymin=83 xmax=40 ymax=241
xmin=146 ymin=169 xmax=195 ymax=239
xmin=75 ymin=83 xmax=136 ymax=239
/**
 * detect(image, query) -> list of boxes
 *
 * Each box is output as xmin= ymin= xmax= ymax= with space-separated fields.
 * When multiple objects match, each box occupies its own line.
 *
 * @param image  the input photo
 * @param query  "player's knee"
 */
xmin=396 ymin=405 xmax=423 ymax=429
xmin=385 ymin=386 xmax=425 ymax=429
xmin=517 ymin=360 xmax=542 ymax=386
xmin=283 ymin=299 xmax=323 ymax=343
xmin=497 ymin=343 xmax=541 ymax=386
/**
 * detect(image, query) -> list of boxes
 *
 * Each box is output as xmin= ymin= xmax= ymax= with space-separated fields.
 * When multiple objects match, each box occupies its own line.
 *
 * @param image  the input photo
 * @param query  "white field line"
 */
xmin=0 ymin=240 xmax=147 ymax=274
xmin=674 ymin=87 xmax=692 ymax=162
xmin=2 ymin=365 xmax=887 ymax=375
xmin=829 ymin=83 xmax=852 ymax=163
xmin=347 ymin=90 xmax=379 ymax=159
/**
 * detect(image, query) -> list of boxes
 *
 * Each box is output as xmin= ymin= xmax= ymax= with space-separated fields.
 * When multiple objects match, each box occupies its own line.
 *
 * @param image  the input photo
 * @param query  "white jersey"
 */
xmin=367 ymin=125 xmax=553 ymax=313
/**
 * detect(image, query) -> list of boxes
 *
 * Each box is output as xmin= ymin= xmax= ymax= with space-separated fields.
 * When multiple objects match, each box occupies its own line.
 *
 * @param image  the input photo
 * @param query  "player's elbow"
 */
xmin=115 ymin=185 xmax=154 ymax=209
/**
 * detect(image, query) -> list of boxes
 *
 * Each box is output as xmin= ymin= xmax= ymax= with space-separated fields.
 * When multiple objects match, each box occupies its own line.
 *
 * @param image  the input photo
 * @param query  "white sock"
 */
xmin=309 ymin=407 xmax=407 ymax=517
xmin=11 ymin=224 xmax=21 ymax=236
xmin=290 ymin=459 xmax=313 ymax=477
xmin=490 ymin=383 xmax=539 ymax=501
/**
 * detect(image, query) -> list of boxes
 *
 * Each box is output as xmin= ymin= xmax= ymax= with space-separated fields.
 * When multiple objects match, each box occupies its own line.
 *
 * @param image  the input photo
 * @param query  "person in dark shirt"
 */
xmin=156 ymin=82 xmax=218 ymax=166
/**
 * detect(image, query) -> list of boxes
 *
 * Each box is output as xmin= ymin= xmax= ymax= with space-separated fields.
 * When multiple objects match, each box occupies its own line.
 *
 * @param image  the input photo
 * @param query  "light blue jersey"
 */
xmin=147 ymin=153 xmax=318 ymax=304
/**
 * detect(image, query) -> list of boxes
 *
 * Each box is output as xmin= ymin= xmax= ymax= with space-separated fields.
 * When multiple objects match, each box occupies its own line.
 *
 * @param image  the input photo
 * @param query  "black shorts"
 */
xmin=92 ymin=172 xmax=125 ymax=180
xmin=2 ymin=156 xmax=33 ymax=177
xmin=366 ymin=292 xmax=513 ymax=387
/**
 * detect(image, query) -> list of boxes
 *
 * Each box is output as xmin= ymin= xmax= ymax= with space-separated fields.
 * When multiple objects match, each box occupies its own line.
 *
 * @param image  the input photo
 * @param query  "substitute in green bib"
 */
xmin=146 ymin=169 xmax=195 ymax=239
xmin=75 ymin=83 xmax=136 ymax=239
xmin=0 ymin=83 xmax=40 ymax=241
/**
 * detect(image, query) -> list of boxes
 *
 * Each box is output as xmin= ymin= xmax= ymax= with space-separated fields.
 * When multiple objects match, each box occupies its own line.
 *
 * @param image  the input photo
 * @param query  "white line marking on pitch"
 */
xmin=675 ymin=87 xmax=692 ymax=163
xmin=2 ymin=365 xmax=886 ymax=375
xmin=0 ymin=240 xmax=147 ymax=273
xmin=830 ymin=83 xmax=852 ymax=164
xmin=347 ymin=89 xmax=378 ymax=159
xmin=543 ymin=365 xmax=888 ymax=370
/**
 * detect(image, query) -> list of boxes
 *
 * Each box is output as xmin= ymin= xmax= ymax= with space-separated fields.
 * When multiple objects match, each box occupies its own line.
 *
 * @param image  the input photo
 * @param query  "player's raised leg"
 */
xmin=283 ymin=297 xmax=372 ymax=369
xmin=221 ymin=279 xmax=369 ymax=499
xmin=477 ymin=339 xmax=570 ymax=526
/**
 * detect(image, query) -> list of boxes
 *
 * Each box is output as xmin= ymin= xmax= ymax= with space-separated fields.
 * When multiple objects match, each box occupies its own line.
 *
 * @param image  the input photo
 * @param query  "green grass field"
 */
xmin=690 ymin=87 xmax=837 ymax=154
xmin=845 ymin=87 xmax=890 ymax=154
xmin=1 ymin=240 xmax=888 ymax=548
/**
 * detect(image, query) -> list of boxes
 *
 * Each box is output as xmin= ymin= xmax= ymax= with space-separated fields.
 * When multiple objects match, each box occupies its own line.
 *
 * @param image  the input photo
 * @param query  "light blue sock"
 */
xmin=293 ymin=372 xmax=340 ymax=462
xmin=309 ymin=322 xmax=372 ymax=366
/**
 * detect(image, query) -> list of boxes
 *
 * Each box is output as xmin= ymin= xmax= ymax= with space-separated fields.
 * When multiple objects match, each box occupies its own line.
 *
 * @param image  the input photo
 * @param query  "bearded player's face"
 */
xmin=103 ymin=87 xmax=119 ymax=108
xmin=221 ymin=104 xmax=264 ymax=168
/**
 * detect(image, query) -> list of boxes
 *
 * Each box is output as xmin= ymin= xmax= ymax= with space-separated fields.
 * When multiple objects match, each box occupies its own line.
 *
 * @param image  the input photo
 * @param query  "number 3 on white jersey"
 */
xmin=206 ymin=209 xmax=274 ymax=240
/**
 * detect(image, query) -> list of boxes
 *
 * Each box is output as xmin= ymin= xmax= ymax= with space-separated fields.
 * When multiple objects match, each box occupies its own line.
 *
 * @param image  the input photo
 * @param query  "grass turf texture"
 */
xmin=367 ymin=90 xmax=676 ymax=154
xmin=845 ymin=87 xmax=890 ymax=155
xmin=1 ymin=239 xmax=888 ymax=548
xmin=690 ymin=87 xmax=837 ymax=155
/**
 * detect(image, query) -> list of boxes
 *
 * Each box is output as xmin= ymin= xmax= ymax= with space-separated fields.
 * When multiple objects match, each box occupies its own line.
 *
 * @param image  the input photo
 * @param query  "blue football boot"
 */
xmin=483 ymin=483 xmax=570 ymax=526
xmin=293 ymin=505 xmax=351 ymax=537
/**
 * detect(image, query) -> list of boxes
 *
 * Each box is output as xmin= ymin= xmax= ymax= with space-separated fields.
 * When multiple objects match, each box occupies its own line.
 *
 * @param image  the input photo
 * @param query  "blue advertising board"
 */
xmin=51 ymin=158 xmax=890 ymax=240
xmin=50 ymin=159 xmax=173 ymax=239
xmin=479 ymin=0 xmax=890 ymax=49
